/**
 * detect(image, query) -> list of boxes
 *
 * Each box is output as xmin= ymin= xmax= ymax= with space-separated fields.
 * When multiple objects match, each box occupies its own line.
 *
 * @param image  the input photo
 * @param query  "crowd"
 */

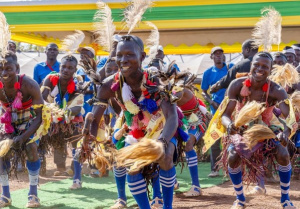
xmin=0 ymin=2 xmax=299 ymax=209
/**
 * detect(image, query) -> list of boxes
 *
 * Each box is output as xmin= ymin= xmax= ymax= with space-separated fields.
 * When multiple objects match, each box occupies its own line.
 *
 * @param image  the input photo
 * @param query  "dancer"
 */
xmin=211 ymin=52 xmax=297 ymax=208
xmin=0 ymin=51 xmax=46 ymax=207
xmin=41 ymin=55 xmax=85 ymax=189
xmin=84 ymin=34 xmax=178 ymax=209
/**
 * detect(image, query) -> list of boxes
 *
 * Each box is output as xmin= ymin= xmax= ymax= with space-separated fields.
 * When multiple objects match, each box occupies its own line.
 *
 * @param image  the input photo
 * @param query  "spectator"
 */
xmin=273 ymin=52 xmax=288 ymax=66
xmin=33 ymin=43 xmax=60 ymax=85
xmin=292 ymin=44 xmax=300 ymax=71
xmin=147 ymin=45 xmax=180 ymax=72
xmin=210 ymin=39 xmax=258 ymax=93
xmin=8 ymin=40 xmax=17 ymax=53
xmin=283 ymin=46 xmax=297 ymax=67
xmin=97 ymin=34 xmax=122 ymax=80
xmin=201 ymin=46 xmax=234 ymax=177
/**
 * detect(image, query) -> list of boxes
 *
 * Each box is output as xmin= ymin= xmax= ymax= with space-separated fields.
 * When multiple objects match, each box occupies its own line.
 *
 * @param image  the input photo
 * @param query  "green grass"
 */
xmin=10 ymin=163 xmax=228 ymax=209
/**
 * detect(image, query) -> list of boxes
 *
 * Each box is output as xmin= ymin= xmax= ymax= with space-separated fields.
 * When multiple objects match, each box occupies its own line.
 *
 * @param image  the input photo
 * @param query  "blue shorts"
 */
xmin=295 ymin=130 xmax=300 ymax=148
xmin=188 ymin=126 xmax=203 ymax=142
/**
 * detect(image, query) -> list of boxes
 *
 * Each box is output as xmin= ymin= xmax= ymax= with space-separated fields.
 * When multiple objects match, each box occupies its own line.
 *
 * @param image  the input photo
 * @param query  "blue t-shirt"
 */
xmin=97 ymin=57 xmax=108 ymax=74
xmin=201 ymin=63 xmax=234 ymax=113
xmin=76 ymin=68 xmax=94 ymax=117
xmin=33 ymin=61 xmax=60 ymax=85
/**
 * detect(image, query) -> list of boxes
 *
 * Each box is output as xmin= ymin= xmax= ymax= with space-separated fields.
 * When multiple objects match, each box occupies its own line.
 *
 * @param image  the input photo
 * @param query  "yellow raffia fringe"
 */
xmin=115 ymin=138 xmax=164 ymax=174
xmin=269 ymin=63 xmax=299 ymax=88
xmin=94 ymin=145 xmax=115 ymax=175
xmin=291 ymin=91 xmax=300 ymax=113
xmin=234 ymin=101 xmax=265 ymax=127
xmin=28 ymin=105 xmax=51 ymax=144
xmin=0 ymin=139 xmax=13 ymax=157
xmin=244 ymin=124 xmax=276 ymax=149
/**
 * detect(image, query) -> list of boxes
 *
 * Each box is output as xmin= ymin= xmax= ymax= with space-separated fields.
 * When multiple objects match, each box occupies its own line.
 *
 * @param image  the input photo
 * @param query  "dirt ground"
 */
xmin=9 ymin=153 xmax=300 ymax=209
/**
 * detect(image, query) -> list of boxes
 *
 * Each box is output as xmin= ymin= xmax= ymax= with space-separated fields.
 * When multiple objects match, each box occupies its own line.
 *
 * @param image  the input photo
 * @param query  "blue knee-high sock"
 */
xmin=160 ymin=166 xmax=176 ymax=209
xmin=152 ymin=172 xmax=162 ymax=199
xmin=278 ymin=163 xmax=292 ymax=205
xmin=72 ymin=148 xmax=82 ymax=182
xmin=0 ymin=160 xmax=10 ymax=200
xmin=127 ymin=173 xmax=150 ymax=209
xmin=185 ymin=150 xmax=200 ymax=187
xmin=113 ymin=167 xmax=127 ymax=202
xmin=27 ymin=159 xmax=41 ymax=197
xmin=228 ymin=166 xmax=245 ymax=206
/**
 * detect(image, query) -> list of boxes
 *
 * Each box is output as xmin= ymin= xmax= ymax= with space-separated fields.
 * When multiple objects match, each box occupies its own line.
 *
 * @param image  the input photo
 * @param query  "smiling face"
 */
xmin=59 ymin=58 xmax=77 ymax=81
xmin=250 ymin=55 xmax=272 ymax=82
xmin=0 ymin=54 xmax=19 ymax=84
xmin=116 ymin=40 xmax=145 ymax=77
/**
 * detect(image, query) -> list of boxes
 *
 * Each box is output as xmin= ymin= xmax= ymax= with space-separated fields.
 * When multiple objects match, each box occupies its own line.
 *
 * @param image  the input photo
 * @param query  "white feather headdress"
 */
xmin=123 ymin=0 xmax=153 ymax=34
xmin=252 ymin=7 xmax=282 ymax=52
xmin=0 ymin=12 xmax=11 ymax=58
xmin=93 ymin=1 xmax=116 ymax=52
xmin=145 ymin=21 xmax=160 ymax=60
xmin=61 ymin=30 xmax=85 ymax=55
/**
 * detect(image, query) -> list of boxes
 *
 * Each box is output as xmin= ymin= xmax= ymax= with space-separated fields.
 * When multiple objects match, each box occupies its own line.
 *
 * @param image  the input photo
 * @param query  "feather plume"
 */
xmin=93 ymin=1 xmax=116 ymax=52
xmin=0 ymin=12 xmax=11 ymax=58
xmin=252 ymin=7 xmax=282 ymax=51
xmin=123 ymin=0 xmax=153 ymax=34
xmin=61 ymin=30 xmax=85 ymax=55
xmin=146 ymin=21 xmax=159 ymax=60
xmin=269 ymin=63 xmax=299 ymax=89
xmin=270 ymin=8 xmax=282 ymax=47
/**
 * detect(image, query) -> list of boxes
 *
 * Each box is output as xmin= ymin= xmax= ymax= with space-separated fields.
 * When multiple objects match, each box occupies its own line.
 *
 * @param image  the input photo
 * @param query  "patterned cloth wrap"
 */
xmin=203 ymin=96 xmax=297 ymax=184
xmin=0 ymin=102 xmax=50 ymax=146
xmin=180 ymin=95 xmax=211 ymax=137
xmin=40 ymin=76 xmax=85 ymax=149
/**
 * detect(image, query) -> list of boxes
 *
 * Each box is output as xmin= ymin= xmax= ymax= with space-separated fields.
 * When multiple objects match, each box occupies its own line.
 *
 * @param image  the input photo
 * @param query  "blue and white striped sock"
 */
xmin=186 ymin=150 xmax=200 ymax=187
xmin=278 ymin=163 xmax=293 ymax=205
xmin=27 ymin=160 xmax=41 ymax=197
xmin=72 ymin=148 xmax=82 ymax=182
xmin=113 ymin=167 xmax=127 ymax=202
xmin=152 ymin=171 xmax=162 ymax=199
xmin=228 ymin=166 xmax=245 ymax=206
xmin=160 ymin=166 xmax=176 ymax=209
xmin=127 ymin=173 xmax=150 ymax=209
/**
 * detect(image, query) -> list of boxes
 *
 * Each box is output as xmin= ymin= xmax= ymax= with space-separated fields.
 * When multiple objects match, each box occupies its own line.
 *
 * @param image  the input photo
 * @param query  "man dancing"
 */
xmin=212 ymin=52 xmax=296 ymax=208
xmin=41 ymin=55 xmax=85 ymax=189
xmin=0 ymin=52 xmax=45 ymax=207
xmin=86 ymin=35 xmax=178 ymax=209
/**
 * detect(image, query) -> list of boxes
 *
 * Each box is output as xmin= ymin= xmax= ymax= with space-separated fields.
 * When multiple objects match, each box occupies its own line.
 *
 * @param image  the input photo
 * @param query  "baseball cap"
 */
xmin=211 ymin=46 xmax=224 ymax=55
xmin=78 ymin=46 xmax=95 ymax=57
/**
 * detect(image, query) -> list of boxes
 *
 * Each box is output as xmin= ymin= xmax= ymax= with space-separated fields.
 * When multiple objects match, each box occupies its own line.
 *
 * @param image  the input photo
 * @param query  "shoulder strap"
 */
xmin=265 ymin=80 xmax=271 ymax=106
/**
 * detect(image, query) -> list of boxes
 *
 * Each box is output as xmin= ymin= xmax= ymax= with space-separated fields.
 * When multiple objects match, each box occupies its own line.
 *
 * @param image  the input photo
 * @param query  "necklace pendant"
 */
xmin=11 ymin=112 xmax=18 ymax=122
